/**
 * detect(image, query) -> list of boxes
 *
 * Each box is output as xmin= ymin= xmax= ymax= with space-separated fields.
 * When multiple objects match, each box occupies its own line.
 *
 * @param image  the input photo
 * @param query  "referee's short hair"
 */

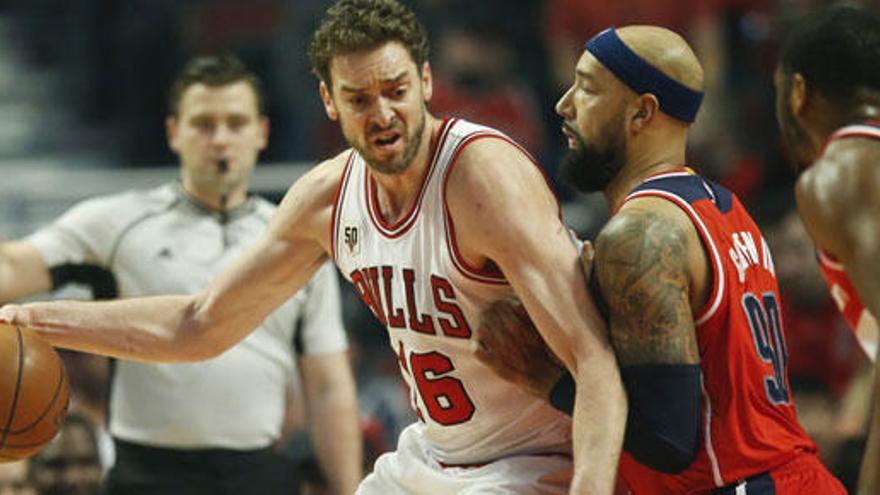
xmin=168 ymin=53 xmax=266 ymax=117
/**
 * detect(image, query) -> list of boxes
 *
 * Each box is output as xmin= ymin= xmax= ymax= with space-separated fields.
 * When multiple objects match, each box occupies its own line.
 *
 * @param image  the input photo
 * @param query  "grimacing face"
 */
xmin=320 ymin=42 xmax=431 ymax=175
xmin=167 ymin=81 xmax=268 ymax=197
xmin=555 ymin=50 xmax=629 ymax=193
xmin=773 ymin=67 xmax=816 ymax=172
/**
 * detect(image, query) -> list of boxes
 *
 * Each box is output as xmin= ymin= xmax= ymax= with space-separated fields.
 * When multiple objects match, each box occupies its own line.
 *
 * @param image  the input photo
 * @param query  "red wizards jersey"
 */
xmin=813 ymin=122 xmax=880 ymax=361
xmin=617 ymin=169 xmax=816 ymax=494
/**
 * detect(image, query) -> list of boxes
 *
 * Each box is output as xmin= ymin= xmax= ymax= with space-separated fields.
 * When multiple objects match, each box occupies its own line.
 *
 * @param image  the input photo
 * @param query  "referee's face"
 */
xmin=167 ymin=81 xmax=269 ymax=205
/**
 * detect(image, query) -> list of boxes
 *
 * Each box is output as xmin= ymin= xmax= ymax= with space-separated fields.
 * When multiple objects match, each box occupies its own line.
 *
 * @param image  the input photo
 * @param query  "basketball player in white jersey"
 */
xmin=0 ymin=54 xmax=361 ymax=495
xmin=0 ymin=1 xmax=626 ymax=493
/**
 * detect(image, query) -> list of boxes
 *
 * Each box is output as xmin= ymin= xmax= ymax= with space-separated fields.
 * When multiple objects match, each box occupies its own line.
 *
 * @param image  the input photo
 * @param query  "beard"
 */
xmin=557 ymin=121 xmax=626 ymax=194
xmin=357 ymin=108 xmax=426 ymax=175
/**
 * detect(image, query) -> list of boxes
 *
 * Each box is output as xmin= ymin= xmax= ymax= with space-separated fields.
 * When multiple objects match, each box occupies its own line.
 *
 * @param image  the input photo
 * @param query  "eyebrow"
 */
xmin=576 ymin=69 xmax=596 ymax=82
xmin=340 ymin=72 xmax=409 ymax=93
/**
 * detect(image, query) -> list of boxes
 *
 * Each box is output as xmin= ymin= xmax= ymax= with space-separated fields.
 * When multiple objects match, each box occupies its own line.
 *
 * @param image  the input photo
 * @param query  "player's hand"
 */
xmin=474 ymin=297 xmax=566 ymax=399
xmin=0 ymin=304 xmax=25 ymax=325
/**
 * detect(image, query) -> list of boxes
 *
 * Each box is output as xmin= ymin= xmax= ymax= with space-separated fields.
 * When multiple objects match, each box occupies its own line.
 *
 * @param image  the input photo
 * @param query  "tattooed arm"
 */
xmin=594 ymin=198 xmax=703 ymax=366
xmin=592 ymin=196 xmax=706 ymax=472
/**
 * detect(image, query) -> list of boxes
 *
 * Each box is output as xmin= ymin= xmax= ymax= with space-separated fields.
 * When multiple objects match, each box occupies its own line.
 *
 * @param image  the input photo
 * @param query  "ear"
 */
xmin=319 ymin=81 xmax=339 ymax=121
xmin=421 ymin=62 xmax=433 ymax=102
xmin=166 ymin=116 xmax=180 ymax=153
xmin=790 ymin=73 xmax=807 ymax=116
xmin=630 ymin=94 xmax=659 ymax=133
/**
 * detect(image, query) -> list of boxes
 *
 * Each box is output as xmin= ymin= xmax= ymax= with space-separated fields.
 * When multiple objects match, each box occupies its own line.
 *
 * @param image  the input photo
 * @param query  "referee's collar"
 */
xmin=173 ymin=182 xmax=258 ymax=222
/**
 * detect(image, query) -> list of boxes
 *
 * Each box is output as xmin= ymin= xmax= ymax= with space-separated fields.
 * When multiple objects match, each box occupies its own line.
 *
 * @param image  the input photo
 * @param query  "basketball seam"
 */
xmin=0 ymin=326 xmax=25 ymax=451
xmin=7 ymin=365 xmax=67 ymax=434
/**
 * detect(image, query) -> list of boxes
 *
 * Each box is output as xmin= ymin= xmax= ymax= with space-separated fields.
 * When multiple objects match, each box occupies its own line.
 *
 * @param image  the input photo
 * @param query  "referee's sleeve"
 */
xmin=299 ymin=261 xmax=349 ymax=355
xmin=28 ymin=196 xmax=118 ymax=268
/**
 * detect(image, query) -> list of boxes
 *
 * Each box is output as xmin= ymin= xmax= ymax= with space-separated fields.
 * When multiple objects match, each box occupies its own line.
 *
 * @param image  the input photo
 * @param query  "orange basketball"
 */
xmin=0 ymin=324 xmax=70 ymax=462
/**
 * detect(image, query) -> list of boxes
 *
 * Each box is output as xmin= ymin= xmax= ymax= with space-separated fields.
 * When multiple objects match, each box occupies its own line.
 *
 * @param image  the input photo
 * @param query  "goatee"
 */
xmin=558 ymin=123 xmax=626 ymax=194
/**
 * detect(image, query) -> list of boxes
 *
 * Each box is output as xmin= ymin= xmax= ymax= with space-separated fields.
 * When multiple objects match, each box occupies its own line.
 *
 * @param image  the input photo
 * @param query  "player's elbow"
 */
xmin=168 ymin=295 xmax=230 ymax=362
xmin=622 ymin=363 xmax=701 ymax=474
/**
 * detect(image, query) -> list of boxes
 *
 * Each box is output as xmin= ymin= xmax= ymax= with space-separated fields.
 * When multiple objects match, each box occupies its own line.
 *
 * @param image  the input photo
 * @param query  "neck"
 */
xmin=604 ymin=134 xmax=687 ymax=212
xmin=180 ymin=178 xmax=247 ymax=212
xmin=370 ymin=115 xmax=441 ymax=224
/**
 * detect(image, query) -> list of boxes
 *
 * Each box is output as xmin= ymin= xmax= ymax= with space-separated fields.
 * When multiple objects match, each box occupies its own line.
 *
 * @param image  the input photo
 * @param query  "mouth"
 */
xmin=217 ymin=159 xmax=229 ymax=173
xmin=370 ymin=130 xmax=403 ymax=152
xmin=560 ymin=125 xmax=578 ymax=149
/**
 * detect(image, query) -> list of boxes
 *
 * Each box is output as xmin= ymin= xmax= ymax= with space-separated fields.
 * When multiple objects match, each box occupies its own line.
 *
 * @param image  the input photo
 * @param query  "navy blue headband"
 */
xmin=585 ymin=28 xmax=703 ymax=123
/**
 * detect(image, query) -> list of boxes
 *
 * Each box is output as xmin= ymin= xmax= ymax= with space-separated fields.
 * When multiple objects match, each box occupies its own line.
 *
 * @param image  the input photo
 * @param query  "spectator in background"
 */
xmin=0 ymin=54 xmax=361 ymax=495
xmin=0 ymin=461 xmax=36 ymax=495
xmin=30 ymin=413 xmax=103 ymax=495
xmin=430 ymin=25 xmax=546 ymax=153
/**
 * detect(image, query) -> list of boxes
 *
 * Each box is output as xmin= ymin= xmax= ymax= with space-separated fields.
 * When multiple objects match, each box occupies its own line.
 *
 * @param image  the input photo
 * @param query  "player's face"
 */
xmin=167 ymin=81 xmax=268 ymax=196
xmin=555 ymin=51 xmax=628 ymax=193
xmin=321 ymin=42 xmax=431 ymax=175
xmin=774 ymin=67 xmax=815 ymax=171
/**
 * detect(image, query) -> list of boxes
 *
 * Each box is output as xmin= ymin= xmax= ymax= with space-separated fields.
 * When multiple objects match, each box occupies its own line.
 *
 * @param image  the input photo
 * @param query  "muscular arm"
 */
xmin=594 ymin=201 xmax=701 ymax=366
xmin=592 ymin=198 xmax=703 ymax=473
xmin=0 ymin=158 xmax=345 ymax=363
xmin=448 ymin=138 xmax=625 ymax=495
xmin=300 ymin=352 xmax=362 ymax=495
xmin=796 ymin=138 xmax=880 ymax=495
xmin=0 ymin=240 xmax=52 ymax=303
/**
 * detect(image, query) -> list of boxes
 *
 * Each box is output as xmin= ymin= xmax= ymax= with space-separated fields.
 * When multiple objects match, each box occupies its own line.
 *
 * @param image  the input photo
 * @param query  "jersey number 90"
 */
xmin=742 ymin=292 xmax=790 ymax=405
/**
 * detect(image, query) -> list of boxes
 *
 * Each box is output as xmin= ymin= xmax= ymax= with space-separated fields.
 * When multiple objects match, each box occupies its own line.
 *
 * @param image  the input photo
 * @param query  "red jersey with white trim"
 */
xmin=331 ymin=118 xmax=571 ymax=465
xmin=813 ymin=121 xmax=880 ymax=361
xmin=617 ymin=169 xmax=816 ymax=494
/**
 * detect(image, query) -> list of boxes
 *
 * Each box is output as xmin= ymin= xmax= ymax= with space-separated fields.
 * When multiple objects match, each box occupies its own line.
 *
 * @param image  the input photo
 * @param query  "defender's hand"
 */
xmin=474 ymin=298 xmax=565 ymax=399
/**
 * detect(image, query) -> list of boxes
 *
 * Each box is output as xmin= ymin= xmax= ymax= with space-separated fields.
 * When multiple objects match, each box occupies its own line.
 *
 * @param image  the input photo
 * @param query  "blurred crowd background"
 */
xmin=0 ymin=0 xmax=876 ymax=493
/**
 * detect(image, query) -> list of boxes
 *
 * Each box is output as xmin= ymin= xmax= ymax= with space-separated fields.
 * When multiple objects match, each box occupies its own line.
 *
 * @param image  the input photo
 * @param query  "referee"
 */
xmin=0 ymin=54 xmax=362 ymax=495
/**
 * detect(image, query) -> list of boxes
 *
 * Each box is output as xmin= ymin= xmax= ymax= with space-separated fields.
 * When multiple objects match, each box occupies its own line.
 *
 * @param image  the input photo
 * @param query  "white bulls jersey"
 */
xmin=332 ymin=118 xmax=572 ymax=465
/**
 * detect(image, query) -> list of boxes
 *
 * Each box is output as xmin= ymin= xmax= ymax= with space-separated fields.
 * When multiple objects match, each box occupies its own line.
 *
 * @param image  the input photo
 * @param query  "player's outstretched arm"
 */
xmin=592 ymin=198 xmax=703 ymax=473
xmin=447 ymin=137 xmax=625 ymax=495
xmin=0 ymin=158 xmax=345 ymax=363
xmin=0 ymin=240 xmax=52 ymax=303
xmin=796 ymin=138 xmax=880 ymax=495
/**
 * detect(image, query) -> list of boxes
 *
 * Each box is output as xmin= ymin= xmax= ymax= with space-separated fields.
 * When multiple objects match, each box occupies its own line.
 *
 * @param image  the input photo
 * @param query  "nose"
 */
xmin=555 ymin=86 xmax=574 ymax=120
xmin=211 ymin=124 xmax=234 ymax=146
xmin=372 ymin=96 xmax=395 ymax=128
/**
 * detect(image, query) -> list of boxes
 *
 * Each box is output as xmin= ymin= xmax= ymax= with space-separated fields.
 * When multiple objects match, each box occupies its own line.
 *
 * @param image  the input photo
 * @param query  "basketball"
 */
xmin=0 ymin=324 xmax=70 ymax=462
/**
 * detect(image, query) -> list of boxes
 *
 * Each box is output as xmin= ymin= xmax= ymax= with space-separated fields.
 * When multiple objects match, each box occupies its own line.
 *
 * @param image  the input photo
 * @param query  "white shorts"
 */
xmin=356 ymin=424 xmax=573 ymax=495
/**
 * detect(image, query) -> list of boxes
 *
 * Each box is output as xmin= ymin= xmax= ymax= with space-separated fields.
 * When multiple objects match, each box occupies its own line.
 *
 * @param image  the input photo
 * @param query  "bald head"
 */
xmin=616 ymin=25 xmax=704 ymax=93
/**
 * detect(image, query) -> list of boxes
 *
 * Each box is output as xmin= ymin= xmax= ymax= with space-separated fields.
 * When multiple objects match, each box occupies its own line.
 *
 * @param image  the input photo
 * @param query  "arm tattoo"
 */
xmin=594 ymin=210 xmax=700 ymax=366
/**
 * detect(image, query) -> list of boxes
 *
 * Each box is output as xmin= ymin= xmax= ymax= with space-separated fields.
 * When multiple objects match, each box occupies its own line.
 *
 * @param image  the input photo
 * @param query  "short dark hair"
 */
xmin=167 ymin=53 xmax=266 ymax=116
xmin=307 ymin=0 xmax=430 ymax=88
xmin=780 ymin=4 xmax=880 ymax=105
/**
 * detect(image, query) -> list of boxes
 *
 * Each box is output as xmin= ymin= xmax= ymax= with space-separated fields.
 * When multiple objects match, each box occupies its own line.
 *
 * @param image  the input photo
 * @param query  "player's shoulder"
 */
xmin=810 ymin=135 xmax=880 ymax=198
xmin=271 ymin=150 xmax=353 ymax=237
xmin=796 ymin=139 xmax=874 ymax=222
xmin=602 ymin=198 xmax=692 ymax=251
xmin=290 ymin=149 xmax=351 ymax=201
xmin=443 ymin=119 xmax=544 ymax=198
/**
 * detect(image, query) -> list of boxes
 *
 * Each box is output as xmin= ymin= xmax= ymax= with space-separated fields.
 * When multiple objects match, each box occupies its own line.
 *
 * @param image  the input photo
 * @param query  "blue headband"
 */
xmin=585 ymin=28 xmax=703 ymax=123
